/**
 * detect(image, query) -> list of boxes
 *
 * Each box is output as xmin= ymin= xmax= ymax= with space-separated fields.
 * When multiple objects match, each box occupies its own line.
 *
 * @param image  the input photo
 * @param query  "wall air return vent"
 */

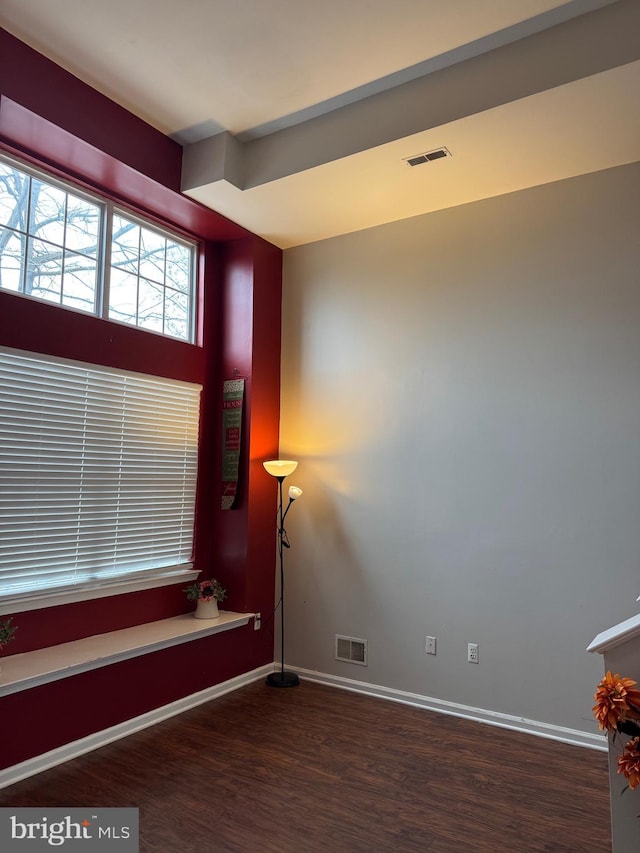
xmin=403 ymin=147 xmax=451 ymax=167
xmin=335 ymin=635 xmax=368 ymax=666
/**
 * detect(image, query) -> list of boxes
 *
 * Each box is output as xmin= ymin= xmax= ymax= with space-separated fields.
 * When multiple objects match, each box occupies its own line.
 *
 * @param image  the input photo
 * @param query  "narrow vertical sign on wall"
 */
xmin=221 ymin=378 xmax=245 ymax=510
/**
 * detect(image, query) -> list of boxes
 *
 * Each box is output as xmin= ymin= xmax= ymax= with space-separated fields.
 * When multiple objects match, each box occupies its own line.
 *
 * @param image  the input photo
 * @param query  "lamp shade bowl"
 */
xmin=263 ymin=459 xmax=298 ymax=478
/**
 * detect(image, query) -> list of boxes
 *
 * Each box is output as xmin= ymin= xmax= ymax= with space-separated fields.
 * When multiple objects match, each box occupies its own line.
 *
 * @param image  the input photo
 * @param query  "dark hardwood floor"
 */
xmin=1 ymin=680 xmax=611 ymax=852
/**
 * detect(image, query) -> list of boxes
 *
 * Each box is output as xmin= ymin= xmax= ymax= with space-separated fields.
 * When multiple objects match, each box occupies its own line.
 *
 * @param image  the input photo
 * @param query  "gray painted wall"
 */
xmin=280 ymin=162 xmax=640 ymax=736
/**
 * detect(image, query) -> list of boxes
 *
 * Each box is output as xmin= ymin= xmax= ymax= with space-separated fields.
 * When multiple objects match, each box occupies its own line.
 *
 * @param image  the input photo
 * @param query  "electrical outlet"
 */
xmin=467 ymin=642 xmax=479 ymax=663
xmin=425 ymin=636 xmax=437 ymax=655
xmin=254 ymin=613 xmax=261 ymax=630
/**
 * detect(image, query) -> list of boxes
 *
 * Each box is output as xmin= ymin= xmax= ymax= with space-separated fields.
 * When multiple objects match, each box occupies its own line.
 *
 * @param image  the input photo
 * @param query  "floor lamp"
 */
xmin=263 ymin=459 xmax=303 ymax=688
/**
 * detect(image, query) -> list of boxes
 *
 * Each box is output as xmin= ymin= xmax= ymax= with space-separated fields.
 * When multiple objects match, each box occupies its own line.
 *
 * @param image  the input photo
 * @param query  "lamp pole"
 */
xmin=263 ymin=460 xmax=301 ymax=688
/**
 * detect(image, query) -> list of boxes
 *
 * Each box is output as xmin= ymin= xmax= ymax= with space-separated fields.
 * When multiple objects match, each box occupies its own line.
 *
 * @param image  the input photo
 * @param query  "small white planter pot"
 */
xmin=194 ymin=598 xmax=220 ymax=619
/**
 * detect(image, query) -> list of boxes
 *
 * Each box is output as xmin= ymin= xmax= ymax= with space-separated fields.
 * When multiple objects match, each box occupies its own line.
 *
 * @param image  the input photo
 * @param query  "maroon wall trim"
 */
xmin=0 ymin=289 xmax=206 ymax=384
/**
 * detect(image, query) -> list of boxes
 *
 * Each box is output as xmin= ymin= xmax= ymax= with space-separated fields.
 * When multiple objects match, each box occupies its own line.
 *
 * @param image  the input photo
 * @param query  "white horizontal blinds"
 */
xmin=0 ymin=347 xmax=202 ymax=603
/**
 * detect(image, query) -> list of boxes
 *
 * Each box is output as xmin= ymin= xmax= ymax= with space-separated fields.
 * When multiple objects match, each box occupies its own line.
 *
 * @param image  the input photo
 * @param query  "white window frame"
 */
xmin=0 ymin=347 xmax=202 ymax=614
xmin=0 ymin=153 xmax=197 ymax=343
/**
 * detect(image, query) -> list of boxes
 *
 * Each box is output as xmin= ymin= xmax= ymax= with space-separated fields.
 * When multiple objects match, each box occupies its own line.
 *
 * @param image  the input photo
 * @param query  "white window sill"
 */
xmin=0 ymin=567 xmax=199 ymax=615
xmin=0 ymin=611 xmax=254 ymax=697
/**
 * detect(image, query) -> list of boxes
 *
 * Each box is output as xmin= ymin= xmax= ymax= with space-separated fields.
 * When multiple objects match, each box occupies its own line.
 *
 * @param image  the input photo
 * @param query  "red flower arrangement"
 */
xmin=593 ymin=671 xmax=640 ymax=790
xmin=184 ymin=578 xmax=227 ymax=603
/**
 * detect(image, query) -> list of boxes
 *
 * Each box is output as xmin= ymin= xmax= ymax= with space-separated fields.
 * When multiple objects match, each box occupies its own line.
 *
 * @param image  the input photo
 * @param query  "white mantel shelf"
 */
xmin=587 ymin=612 xmax=640 ymax=655
xmin=0 ymin=611 xmax=254 ymax=697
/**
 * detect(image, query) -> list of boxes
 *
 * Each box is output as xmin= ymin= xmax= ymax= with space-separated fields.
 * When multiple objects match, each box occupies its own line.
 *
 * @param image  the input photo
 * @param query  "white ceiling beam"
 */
xmin=182 ymin=0 xmax=640 ymax=195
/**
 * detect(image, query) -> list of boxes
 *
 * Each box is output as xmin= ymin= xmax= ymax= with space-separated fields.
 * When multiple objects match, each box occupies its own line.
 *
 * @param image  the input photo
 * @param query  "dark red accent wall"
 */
xmin=0 ymin=627 xmax=267 ymax=770
xmin=0 ymin=29 xmax=283 ymax=771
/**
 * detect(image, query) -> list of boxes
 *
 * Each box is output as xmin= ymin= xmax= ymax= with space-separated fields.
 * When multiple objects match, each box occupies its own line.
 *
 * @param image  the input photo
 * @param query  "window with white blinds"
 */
xmin=0 ymin=347 xmax=202 ymax=608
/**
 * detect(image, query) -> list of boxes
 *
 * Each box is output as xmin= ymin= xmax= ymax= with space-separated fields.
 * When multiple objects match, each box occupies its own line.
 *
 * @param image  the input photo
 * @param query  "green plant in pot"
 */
xmin=0 ymin=617 xmax=18 ymax=673
xmin=184 ymin=578 xmax=227 ymax=620
xmin=0 ymin=617 xmax=17 ymax=650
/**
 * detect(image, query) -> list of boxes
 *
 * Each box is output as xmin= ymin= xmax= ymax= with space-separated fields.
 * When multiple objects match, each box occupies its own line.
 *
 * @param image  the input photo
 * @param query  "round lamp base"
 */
xmin=266 ymin=671 xmax=300 ymax=688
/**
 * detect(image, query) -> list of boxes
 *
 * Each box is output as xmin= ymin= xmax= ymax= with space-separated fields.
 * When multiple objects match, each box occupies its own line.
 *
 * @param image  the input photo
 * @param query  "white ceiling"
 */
xmin=2 ymin=0 xmax=639 ymax=247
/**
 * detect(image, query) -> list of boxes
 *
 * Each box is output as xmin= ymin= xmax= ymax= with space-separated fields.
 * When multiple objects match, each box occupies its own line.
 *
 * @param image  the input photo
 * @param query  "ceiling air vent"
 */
xmin=404 ymin=147 xmax=451 ymax=167
xmin=335 ymin=635 xmax=368 ymax=666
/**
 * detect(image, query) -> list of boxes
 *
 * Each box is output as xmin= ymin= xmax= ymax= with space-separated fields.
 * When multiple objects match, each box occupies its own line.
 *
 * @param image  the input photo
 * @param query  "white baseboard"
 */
xmin=1 ymin=661 xmax=606 ymax=790
xmin=295 ymin=667 xmax=607 ymax=752
xmin=0 ymin=664 xmax=273 ymax=790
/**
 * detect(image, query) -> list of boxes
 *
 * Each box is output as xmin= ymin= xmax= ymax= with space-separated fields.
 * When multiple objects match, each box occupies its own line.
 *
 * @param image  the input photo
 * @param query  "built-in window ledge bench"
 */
xmin=0 ymin=611 xmax=255 ymax=697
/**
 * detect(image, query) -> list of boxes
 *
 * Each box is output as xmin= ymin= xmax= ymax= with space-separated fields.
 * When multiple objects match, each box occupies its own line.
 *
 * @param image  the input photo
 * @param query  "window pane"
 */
xmin=139 ymin=227 xmax=166 ymax=283
xmin=109 ymin=267 xmax=138 ymax=326
xmin=166 ymin=241 xmax=190 ymax=293
xmin=138 ymin=278 xmax=164 ymax=332
xmin=62 ymin=250 xmax=97 ymax=313
xmin=0 ymin=228 xmax=24 ymax=292
xmin=27 ymin=237 xmax=63 ymax=303
xmin=164 ymin=288 xmax=189 ymax=340
xmin=65 ymin=195 xmax=101 ymax=253
xmin=108 ymin=212 xmax=195 ymax=342
xmin=29 ymin=179 xmax=66 ymax=245
xmin=0 ymin=163 xmax=29 ymax=231
xmin=111 ymin=215 xmax=139 ymax=272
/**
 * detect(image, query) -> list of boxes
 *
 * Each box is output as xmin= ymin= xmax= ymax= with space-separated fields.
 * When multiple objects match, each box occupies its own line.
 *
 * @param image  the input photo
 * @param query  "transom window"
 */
xmin=0 ymin=156 xmax=196 ymax=342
